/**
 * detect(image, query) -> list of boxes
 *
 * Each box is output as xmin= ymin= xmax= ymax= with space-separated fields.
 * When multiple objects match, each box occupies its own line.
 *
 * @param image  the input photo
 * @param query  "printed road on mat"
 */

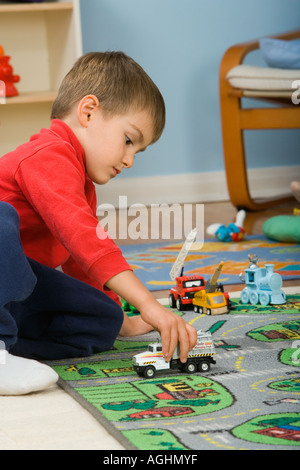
xmin=49 ymin=294 xmax=300 ymax=450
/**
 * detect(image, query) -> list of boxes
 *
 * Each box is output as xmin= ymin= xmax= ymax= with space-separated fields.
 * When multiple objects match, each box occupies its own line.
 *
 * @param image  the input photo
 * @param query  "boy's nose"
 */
xmin=122 ymin=152 xmax=135 ymax=169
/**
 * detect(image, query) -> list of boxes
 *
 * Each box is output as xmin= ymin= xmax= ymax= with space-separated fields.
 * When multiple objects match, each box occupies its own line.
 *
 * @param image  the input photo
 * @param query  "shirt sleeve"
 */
xmin=15 ymin=141 xmax=131 ymax=289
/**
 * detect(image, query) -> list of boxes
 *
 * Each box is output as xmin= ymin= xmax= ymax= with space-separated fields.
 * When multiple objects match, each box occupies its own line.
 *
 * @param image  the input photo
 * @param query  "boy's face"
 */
xmin=78 ymin=103 xmax=154 ymax=185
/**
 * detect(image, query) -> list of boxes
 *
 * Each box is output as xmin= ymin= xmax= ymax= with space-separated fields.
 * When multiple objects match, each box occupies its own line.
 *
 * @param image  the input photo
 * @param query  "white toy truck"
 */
xmin=133 ymin=330 xmax=216 ymax=378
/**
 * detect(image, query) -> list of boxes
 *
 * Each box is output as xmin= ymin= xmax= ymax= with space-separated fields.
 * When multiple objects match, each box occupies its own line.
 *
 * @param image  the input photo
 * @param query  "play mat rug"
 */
xmin=49 ymin=291 xmax=300 ymax=451
xmin=119 ymin=234 xmax=300 ymax=291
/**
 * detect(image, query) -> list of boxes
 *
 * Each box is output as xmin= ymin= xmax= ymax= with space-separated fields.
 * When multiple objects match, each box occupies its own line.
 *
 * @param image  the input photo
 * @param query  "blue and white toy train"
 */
xmin=240 ymin=254 xmax=286 ymax=306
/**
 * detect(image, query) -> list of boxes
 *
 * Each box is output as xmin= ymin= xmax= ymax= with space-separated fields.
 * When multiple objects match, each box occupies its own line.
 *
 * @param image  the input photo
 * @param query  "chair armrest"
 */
xmin=220 ymin=29 xmax=300 ymax=83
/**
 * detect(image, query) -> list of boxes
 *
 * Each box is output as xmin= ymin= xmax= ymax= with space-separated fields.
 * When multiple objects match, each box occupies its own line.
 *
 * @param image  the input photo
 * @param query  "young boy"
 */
xmin=0 ymin=52 xmax=197 ymax=395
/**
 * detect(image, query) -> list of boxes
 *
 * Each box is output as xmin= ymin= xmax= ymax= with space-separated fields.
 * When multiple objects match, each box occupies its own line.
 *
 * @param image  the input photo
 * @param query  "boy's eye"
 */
xmin=125 ymin=136 xmax=132 ymax=145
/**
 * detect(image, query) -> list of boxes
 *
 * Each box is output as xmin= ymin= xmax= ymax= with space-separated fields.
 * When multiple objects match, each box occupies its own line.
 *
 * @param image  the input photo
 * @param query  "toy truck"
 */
xmin=169 ymin=274 xmax=206 ymax=310
xmin=193 ymin=261 xmax=229 ymax=315
xmin=169 ymin=230 xmax=230 ymax=312
xmin=132 ymin=330 xmax=216 ymax=378
xmin=240 ymin=254 xmax=286 ymax=306
xmin=169 ymin=228 xmax=206 ymax=310
xmin=121 ymin=298 xmax=139 ymax=314
xmin=193 ymin=290 xmax=228 ymax=315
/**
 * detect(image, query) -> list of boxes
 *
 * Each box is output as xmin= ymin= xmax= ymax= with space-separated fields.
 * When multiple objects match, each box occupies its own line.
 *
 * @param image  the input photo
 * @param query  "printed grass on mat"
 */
xmin=120 ymin=234 xmax=300 ymax=291
xmin=49 ymin=293 xmax=300 ymax=450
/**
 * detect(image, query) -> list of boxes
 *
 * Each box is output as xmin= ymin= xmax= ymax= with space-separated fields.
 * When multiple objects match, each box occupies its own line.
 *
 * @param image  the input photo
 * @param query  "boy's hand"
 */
xmin=140 ymin=302 xmax=197 ymax=363
xmin=105 ymin=270 xmax=197 ymax=362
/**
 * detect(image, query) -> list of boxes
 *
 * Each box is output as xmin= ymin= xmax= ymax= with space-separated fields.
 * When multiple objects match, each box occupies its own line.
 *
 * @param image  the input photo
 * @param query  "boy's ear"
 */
xmin=77 ymin=95 xmax=100 ymax=127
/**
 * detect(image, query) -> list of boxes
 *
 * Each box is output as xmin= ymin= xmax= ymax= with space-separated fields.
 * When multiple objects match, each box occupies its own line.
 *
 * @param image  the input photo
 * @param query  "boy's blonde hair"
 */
xmin=51 ymin=51 xmax=165 ymax=143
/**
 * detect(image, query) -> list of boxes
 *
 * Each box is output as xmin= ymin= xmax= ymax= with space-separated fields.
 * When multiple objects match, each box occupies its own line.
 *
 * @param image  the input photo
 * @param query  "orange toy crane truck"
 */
xmin=193 ymin=262 xmax=229 ymax=315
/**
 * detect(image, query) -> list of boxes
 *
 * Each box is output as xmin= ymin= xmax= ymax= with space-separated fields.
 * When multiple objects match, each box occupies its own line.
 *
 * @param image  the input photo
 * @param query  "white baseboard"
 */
xmin=246 ymin=165 xmax=300 ymax=198
xmin=95 ymin=165 xmax=300 ymax=211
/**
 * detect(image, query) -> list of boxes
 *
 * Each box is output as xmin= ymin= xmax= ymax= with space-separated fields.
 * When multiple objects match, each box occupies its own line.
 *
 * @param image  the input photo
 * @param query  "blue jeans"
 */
xmin=0 ymin=202 xmax=124 ymax=360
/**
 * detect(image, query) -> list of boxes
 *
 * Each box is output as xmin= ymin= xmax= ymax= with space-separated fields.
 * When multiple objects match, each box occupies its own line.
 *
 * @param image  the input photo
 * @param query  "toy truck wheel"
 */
xmin=176 ymin=297 xmax=183 ymax=311
xmin=198 ymin=360 xmax=210 ymax=372
xmin=194 ymin=305 xmax=199 ymax=313
xmin=206 ymin=308 xmax=211 ymax=315
xmin=184 ymin=362 xmax=197 ymax=373
xmin=144 ymin=366 xmax=156 ymax=378
xmin=169 ymin=294 xmax=176 ymax=308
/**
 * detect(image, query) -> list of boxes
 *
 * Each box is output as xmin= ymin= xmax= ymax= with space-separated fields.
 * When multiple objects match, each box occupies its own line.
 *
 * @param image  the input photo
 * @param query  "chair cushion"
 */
xmin=260 ymin=38 xmax=300 ymax=69
xmin=226 ymin=65 xmax=300 ymax=90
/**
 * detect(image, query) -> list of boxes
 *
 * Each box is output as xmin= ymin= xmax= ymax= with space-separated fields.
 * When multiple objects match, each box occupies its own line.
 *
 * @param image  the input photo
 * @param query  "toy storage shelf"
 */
xmin=0 ymin=2 xmax=74 ymax=12
xmin=0 ymin=0 xmax=82 ymax=155
xmin=2 ymin=90 xmax=57 ymax=105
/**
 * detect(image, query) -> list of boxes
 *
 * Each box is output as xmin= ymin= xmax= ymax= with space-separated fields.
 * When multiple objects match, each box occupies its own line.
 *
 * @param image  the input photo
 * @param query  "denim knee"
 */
xmin=0 ymin=202 xmax=21 ymax=248
xmin=0 ymin=202 xmax=36 ymax=305
xmin=0 ymin=200 xmax=19 ymax=219
xmin=100 ymin=300 xmax=124 ymax=350
xmin=64 ymin=296 xmax=125 ymax=355
xmin=0 ymin=202 xmax=20 ymax=246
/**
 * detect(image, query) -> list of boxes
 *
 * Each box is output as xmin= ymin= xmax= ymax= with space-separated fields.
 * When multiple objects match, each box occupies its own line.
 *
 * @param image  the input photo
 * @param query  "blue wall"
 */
xmin=80 ymin=0 xmax=300 ymax=179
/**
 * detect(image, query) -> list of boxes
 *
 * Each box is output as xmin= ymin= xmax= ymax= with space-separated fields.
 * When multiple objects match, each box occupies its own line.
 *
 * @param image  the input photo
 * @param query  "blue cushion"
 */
xmin=259 ymin=37 xmax=300 ymax=69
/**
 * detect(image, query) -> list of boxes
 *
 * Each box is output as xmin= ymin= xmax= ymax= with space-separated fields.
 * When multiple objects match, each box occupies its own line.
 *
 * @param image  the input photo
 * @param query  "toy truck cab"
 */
xmin=133 ymin=342 xmax=174 ymax=378
xmin=193 ymin=290 xmax=228 ymax=315
xmin=169 ymin=274 xmax=205 ymax=311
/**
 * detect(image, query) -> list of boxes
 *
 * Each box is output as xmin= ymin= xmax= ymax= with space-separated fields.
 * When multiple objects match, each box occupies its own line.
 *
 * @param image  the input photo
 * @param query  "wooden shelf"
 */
xmin=0 ymin=2 xmax=73 ymax=13
xmin=0 ymin=0 xmax=82 ymax=155
xmin=3 ymin=90 xmax=57 ymax=105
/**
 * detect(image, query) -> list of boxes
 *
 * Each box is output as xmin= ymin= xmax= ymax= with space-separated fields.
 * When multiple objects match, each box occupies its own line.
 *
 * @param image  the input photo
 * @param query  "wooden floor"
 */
xmin=113 ymin=199 xmax=298 ymax=243
xmin=203 ymin=200 xmax=297 ymax=237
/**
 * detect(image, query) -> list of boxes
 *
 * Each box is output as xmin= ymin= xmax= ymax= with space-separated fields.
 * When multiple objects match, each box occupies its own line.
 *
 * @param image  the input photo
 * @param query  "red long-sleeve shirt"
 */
xmin=0 ymin=119 xmax=131 ymax=302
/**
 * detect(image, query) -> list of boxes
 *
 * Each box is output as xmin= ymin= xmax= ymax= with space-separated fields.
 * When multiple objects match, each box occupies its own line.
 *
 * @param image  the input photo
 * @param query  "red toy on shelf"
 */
xmin=0 ymin=46 xmax=20 ymax=97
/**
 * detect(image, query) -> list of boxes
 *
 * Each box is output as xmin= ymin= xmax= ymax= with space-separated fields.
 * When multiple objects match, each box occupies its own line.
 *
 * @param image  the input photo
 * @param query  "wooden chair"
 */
xmin=219 ymin=30 xmax=300 ymax=211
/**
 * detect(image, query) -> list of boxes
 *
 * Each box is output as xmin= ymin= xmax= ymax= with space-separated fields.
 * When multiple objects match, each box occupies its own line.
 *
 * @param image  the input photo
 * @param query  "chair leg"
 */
xmin=220 ymin=93 xmax=293 ymax=211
